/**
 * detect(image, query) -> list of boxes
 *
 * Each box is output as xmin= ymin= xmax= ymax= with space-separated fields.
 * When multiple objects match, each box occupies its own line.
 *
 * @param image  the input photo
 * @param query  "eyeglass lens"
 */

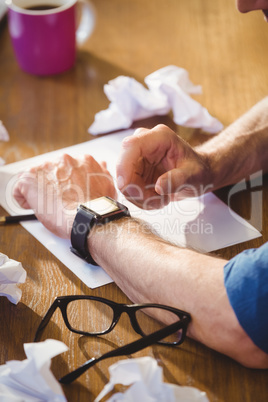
xmin=66 ymin=299 xmax=114 ymax=333
xmin=135 ymin=307 xmax=183 ymax=344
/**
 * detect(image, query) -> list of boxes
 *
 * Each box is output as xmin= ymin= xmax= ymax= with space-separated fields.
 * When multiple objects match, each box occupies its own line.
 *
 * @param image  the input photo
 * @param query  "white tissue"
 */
xmin=0 ymin=120 xmax=9 ymax=165
xmin=0 ymin=121 xmax=9 ymax=142
xmin=0 ymin=253 xmax=27 ymax=304
xmin=89 ymin=65 xmax=223 ymax=135
xmin=95 ymin=357 xmax=209 ymax=402
xmin=0 ymin=339 xmax=68 ymax=401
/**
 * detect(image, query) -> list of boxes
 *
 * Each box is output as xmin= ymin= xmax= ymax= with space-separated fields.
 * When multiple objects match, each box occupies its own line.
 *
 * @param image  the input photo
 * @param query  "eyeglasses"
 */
xmin=34 ymin=295 xmax=191 ymax=384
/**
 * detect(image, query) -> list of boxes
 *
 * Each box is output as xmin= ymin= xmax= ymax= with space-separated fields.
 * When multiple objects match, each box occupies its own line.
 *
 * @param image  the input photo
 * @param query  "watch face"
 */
xmin=83 ymin=197 xmax=120 ymax=216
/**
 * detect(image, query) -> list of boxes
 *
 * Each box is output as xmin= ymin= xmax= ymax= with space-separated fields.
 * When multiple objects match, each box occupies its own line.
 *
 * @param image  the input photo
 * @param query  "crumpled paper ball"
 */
xmin=89 ymin=65 xmax=223 ymax=135
xmin=0 ymin=121 xmax=9 ymax=142
xmin=0 ymin=339 xmax=68 ymax=401
xmin=0 ymin=120 xmax=9 ymax=166
xmin=95 ymin=356 xmax=209 ymax=402
xmin=0 ymin=252 xmax=27 ymax=304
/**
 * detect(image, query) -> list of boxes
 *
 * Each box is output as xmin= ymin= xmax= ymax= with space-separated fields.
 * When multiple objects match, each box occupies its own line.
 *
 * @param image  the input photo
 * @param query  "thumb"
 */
xmin=155 ymin=169 xmax=187 ymax=195
xmin=155 ymin=160 xmax=204 ymax=197
xmin=12 ymin=171 xmax=38 ymax=210
xmin=13 ymin=182 xmax=32 ymax=209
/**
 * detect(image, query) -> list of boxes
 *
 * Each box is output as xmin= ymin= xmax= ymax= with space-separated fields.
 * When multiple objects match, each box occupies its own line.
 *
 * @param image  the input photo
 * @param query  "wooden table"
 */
xmin=0 ymin=0 xmax=268 ymax=400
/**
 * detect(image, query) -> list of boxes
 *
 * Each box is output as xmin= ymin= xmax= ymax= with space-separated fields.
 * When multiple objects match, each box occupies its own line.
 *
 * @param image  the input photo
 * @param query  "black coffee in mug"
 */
xmin=26 ymin=4 xmax=59 ymax=10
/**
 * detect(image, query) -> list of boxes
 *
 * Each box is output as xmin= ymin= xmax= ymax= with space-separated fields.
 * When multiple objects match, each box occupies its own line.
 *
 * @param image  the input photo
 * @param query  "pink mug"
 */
xmin=6 ymin=0 xmax=95 ymax=75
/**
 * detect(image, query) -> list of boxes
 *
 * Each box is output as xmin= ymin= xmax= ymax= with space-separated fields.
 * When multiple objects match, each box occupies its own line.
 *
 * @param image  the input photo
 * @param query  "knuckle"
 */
xmin=84 ymin=154 xmax=94 ymax=161
xmin=153 ymin=124 xmax=174 ymax=136
xmin=28 ymin=166 xmax=37 ymax=174
xmin=154 ymin=123 xmax=168 ymax=130
xmin=62 ymin=153 xmax=74 ymax=163
xmin=121 ymin=136 xmax=134 ymax=149
xmin=133 ymin=127 xmax=148 ymax=137
xmin=121 ymin=128 xmax=148 ymax=148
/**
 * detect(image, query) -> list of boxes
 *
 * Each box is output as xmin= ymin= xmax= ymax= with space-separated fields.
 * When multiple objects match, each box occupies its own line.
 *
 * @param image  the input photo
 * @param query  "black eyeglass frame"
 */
xmin=33 ymin=295 xmax=191 ymax=384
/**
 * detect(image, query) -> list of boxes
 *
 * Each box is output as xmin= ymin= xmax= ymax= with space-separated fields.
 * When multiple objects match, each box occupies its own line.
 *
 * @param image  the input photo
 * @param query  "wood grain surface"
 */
xmin=0 ymin=1 xmax=268 ymax=400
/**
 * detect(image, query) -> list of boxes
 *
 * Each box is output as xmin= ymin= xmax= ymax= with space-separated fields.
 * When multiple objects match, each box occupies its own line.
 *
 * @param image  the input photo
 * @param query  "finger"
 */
xmin=82 ymin=154 xmax=108 ymax=174
xmin=116 ymin=132 xmax=145 ymax=190
xmin=100 ymin=161 xmax=107 ymax=169
xmin=116 ymin=125 xmax=174 ymax=190
xmin=127 ymin=194 xmax=170 ymax=210
xmin=100 ymin=161 xmax=113 ymax=177
xmin=122 ymin=181 xmax=170 ymax=210
xmin=13 ymin=170 xmax=39 ymax=208
xmin=155 ymin=160 xmax=203 ymax=196
xmin=13 ymin=184 xmax=32 ymax=209
xmin=32 ymin=161 xmax=53 ymax=172
xmin=155 ymin=169 xmax=184 ymax=195
xmin=60 ymin=153 xmax=77 ymax=166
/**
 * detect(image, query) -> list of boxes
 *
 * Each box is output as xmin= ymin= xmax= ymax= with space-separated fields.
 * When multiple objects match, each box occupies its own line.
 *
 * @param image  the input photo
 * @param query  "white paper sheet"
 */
xmin=0 ymin=130 xmax=261 ymax=288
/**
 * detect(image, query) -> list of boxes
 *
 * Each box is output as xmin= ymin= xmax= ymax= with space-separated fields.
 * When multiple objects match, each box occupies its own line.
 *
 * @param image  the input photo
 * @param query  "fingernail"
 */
xmin=117 ymin=175 xmax=125 ymax=189
xmin=155 ymin=182 xmax=164 ymax=195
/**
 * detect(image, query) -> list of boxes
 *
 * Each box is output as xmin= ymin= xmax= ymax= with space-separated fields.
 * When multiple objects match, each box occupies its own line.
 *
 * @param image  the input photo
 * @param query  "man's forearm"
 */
xmin=87 ymin=216 xmax=268 ymax=368
xmin=196 ymin=97 xmax=268 ymax=191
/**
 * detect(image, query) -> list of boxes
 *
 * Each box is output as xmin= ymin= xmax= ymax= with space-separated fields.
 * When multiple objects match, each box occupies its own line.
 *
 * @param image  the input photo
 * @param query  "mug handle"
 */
xmin=76 ymin=0 xmax=96 ymax=45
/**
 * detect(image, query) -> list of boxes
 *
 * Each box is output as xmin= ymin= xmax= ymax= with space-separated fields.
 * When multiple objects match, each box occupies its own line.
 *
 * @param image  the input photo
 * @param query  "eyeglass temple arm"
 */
xmin=59 ymin=319 xmax=185 ymax=384
xmin=33 ymin=300 xmax=59 ymax=342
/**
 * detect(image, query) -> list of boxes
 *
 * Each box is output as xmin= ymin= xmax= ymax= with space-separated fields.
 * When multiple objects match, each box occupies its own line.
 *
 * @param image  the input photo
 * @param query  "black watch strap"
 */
xmin=70 ymin=198 xmax=130 ymax=266
xmin=70 ymin=207 xmax=98 ymax=265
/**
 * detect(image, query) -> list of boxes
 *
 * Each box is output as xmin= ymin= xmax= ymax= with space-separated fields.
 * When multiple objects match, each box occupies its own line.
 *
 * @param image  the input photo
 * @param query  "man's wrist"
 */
xmin=86 ymin=216 xmax=161 ymax=267
xmin=194 ymin=127 xmax=237 ymax=192
xmin=86 ymin=216 xmax=131 ymax=266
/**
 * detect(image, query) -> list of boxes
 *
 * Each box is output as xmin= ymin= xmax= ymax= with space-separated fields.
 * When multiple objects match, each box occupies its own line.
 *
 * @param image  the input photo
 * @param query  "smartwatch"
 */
xmin=70 ymin=196 xmax=130 ymax=265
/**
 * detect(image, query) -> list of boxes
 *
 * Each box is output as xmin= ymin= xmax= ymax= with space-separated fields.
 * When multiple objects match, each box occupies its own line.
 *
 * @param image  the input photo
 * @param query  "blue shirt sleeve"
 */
xmin=224 ymin=242 xmax=268 ymax=354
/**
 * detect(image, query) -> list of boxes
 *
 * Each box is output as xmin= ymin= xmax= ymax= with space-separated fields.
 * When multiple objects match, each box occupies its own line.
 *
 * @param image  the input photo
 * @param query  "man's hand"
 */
xmin=116 ymin=124 xmax=211 ymax=209
xmin=13 ymin=154 xmax=117 ymax=238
